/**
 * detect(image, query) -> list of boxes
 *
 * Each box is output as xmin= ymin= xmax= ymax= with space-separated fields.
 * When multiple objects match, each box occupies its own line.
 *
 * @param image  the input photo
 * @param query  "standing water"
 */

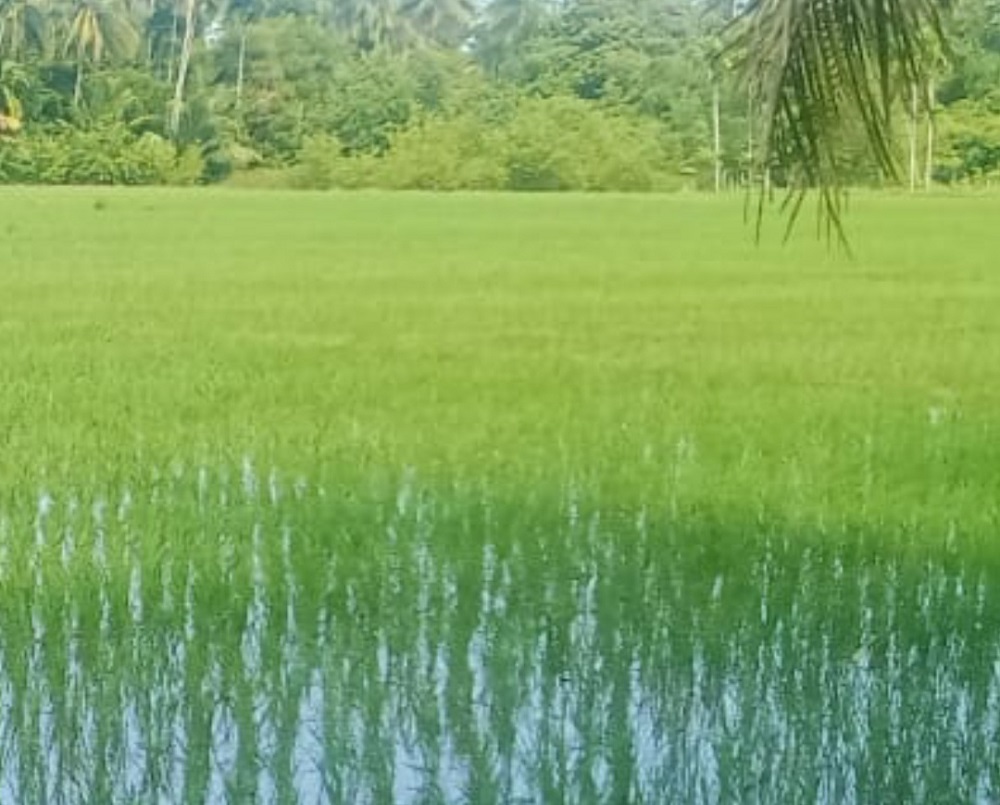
xmin=2 ymin=463 xmax=997 ymax=804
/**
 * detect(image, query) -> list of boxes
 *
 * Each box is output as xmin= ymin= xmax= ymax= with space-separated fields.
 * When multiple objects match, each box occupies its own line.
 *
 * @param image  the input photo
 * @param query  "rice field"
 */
xmin=2 ymin=187 xmax=999 ymax=802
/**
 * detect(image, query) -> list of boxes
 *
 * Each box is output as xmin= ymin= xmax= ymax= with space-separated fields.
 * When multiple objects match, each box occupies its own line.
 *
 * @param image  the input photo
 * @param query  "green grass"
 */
xmin=1 ymin=187 xmax=998 ymax=532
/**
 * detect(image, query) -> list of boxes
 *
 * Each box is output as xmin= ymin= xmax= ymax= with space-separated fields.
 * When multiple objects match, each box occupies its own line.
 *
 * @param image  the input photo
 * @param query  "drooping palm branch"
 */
xmin=726 ymin=0 xmax=948 ymax=243
xmin=0 ymin=0 xmax=47 ymax=61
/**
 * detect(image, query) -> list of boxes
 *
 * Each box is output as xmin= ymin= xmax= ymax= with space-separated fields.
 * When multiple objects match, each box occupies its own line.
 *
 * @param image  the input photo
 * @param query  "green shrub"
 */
xmin=0 ymin=125 xmax=203 ymax=185
xmin=376 ymin=115 xmax=506 ymax=190
xmin=289 ymin=134 xmax=343 ymax=189
xmin=374 ymin=96 xmax=679 ymax=192
xmin=935 ymin=101 xmax=1000 ymax=183
xmin=170 ymin=145 xmax=207 ymax=185
xmin=503 ymin=97 xmax=679 ymax=191
xmin=293 ymin=93 xmax=680 ymax=191
xmin=291 ymin=134 xmax=384 ymax=189
xmin=276 ymin=95 xmax=686 ymax=192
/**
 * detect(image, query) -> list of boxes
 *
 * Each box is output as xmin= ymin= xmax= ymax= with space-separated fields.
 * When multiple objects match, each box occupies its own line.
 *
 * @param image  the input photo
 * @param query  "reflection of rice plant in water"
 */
xmin=1 ymin=462 xmax=998 ymax=803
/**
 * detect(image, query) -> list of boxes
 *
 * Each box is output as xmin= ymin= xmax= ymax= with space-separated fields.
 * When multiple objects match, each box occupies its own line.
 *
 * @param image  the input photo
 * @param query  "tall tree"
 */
xmin=64 ymin=0 xmax=138 ymax=107
xmin=472 ymin=0 xmax=548 ymax=76
xmin=331 ymin=0 xmax=410 ymax=52
xmin=401 ymin=0 xmax=474 ymax=48
xmin=225 ymin=0 xmax=270 ymax=108
xmin=0 ymin=0 xmax=46 ymax=61
xmin=167 ymin=0 xmax=196 ymax=135
xmin=145 ymin=0 xmax=182 ymax=79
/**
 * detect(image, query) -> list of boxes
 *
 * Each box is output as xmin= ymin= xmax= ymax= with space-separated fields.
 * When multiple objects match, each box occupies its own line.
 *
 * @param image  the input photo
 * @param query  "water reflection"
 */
xmin=1 ymin=465 xmax=997 ymax=803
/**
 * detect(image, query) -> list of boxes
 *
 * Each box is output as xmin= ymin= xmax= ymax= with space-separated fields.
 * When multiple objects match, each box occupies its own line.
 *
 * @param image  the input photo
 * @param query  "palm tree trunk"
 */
xmin=167 ymin=11 xmax=179 ymax=83
xmin=235 ymin=26 xmax=247 ymax=109
xmin=73 ymin=60 xmax=84 ymax=108
xmin=908 ymin=82 xmax=918 ymax=192
xmin=713 ymin=82 xmax=721 ymax=192
xmin=924 ymin=77 xmax=935 ymax=191
xmin=169 ymin=0 xmax=197 ymax=138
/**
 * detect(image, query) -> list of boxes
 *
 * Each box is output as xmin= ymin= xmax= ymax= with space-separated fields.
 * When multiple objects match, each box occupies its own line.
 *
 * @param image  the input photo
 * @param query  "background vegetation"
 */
xmin=1 ymin=0 xmax=999 ymax=189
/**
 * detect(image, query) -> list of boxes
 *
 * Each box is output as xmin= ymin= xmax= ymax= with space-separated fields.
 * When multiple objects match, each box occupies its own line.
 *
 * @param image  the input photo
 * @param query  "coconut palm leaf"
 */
xmin=400 ymin=0 xmax=474 ymax=48
xmin=65 ymin=0 xmax=139 ymax=106
xmin=472 ymin=0 xmax=549 ymax=74
xmin=726 ymin=0 xmax=947 ymax=243
xmin=65 ymin=0 xmax=139 ymax=63
xmin=0 ymin=0 xmax=47 ymax=60
xmin=332 ymin=0 xmax=413 ymax=52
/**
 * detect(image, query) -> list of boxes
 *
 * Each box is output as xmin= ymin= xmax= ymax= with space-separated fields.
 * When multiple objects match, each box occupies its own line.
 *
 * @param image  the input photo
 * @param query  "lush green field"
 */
xmin=2 ymin=188 xmax=999 ymax=803
xmin=2 ymin=187 xmax=998 ymax=529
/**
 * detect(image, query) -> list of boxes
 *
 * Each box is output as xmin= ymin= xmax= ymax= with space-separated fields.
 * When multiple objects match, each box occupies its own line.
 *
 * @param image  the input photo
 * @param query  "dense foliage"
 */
xmin=0 ymin=0 xmax=999 ymax=188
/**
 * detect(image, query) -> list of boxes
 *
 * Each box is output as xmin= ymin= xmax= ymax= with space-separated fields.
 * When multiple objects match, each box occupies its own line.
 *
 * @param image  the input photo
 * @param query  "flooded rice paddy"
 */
xmin=3 ymin=462 xmax=997 ymax=804
xmin=5 ymin=190 xmax=1000 ymax=802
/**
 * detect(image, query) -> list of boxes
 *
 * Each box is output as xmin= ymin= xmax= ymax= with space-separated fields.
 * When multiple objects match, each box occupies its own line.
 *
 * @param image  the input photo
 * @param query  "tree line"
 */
xmin=0 ymin=0 xmax=998 ymax=188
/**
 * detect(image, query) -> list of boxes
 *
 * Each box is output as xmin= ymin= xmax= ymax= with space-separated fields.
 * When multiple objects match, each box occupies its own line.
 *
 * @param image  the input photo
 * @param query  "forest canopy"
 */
xmin=0 ymin=0 xmax=999 ymax=189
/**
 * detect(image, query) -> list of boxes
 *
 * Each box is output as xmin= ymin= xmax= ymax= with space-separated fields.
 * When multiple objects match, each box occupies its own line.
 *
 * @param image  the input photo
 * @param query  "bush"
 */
xmin=290 ymin=134 xmax=383 ymax=189
xmin=935 ymin=101 xmax=1000 ymax=184
xmin=0 ymin=94 xmax=685 ymax=192
xmin=289 ymin=134 xmax=344 ymax=189
xmin=0 ymin=125 xmax=203 ymax=185
xmin=376 ymin=115 xmax=506 ymax=190
xmin=370 ymin=95 xmax=680 ymax=192
xmin=503 ymin=97 xmax=679 ymax=191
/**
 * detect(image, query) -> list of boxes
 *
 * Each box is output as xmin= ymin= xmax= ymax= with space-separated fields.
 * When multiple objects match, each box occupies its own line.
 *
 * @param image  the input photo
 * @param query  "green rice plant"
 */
xmin=0 ymin=188 xmax=999 ymax=801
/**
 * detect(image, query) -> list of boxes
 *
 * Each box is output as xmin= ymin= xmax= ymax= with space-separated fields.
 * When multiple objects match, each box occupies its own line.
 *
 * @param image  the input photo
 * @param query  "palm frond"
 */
xmin=65 ymin=0 xmax=140 ymax=62
xmin=726 ymin=0 xmax=947 ymax=245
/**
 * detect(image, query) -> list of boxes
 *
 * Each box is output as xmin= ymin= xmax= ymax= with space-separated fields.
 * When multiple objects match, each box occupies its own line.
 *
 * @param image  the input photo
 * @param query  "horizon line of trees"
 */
xmin=1 ymin=0 xmax=999 ymax=189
